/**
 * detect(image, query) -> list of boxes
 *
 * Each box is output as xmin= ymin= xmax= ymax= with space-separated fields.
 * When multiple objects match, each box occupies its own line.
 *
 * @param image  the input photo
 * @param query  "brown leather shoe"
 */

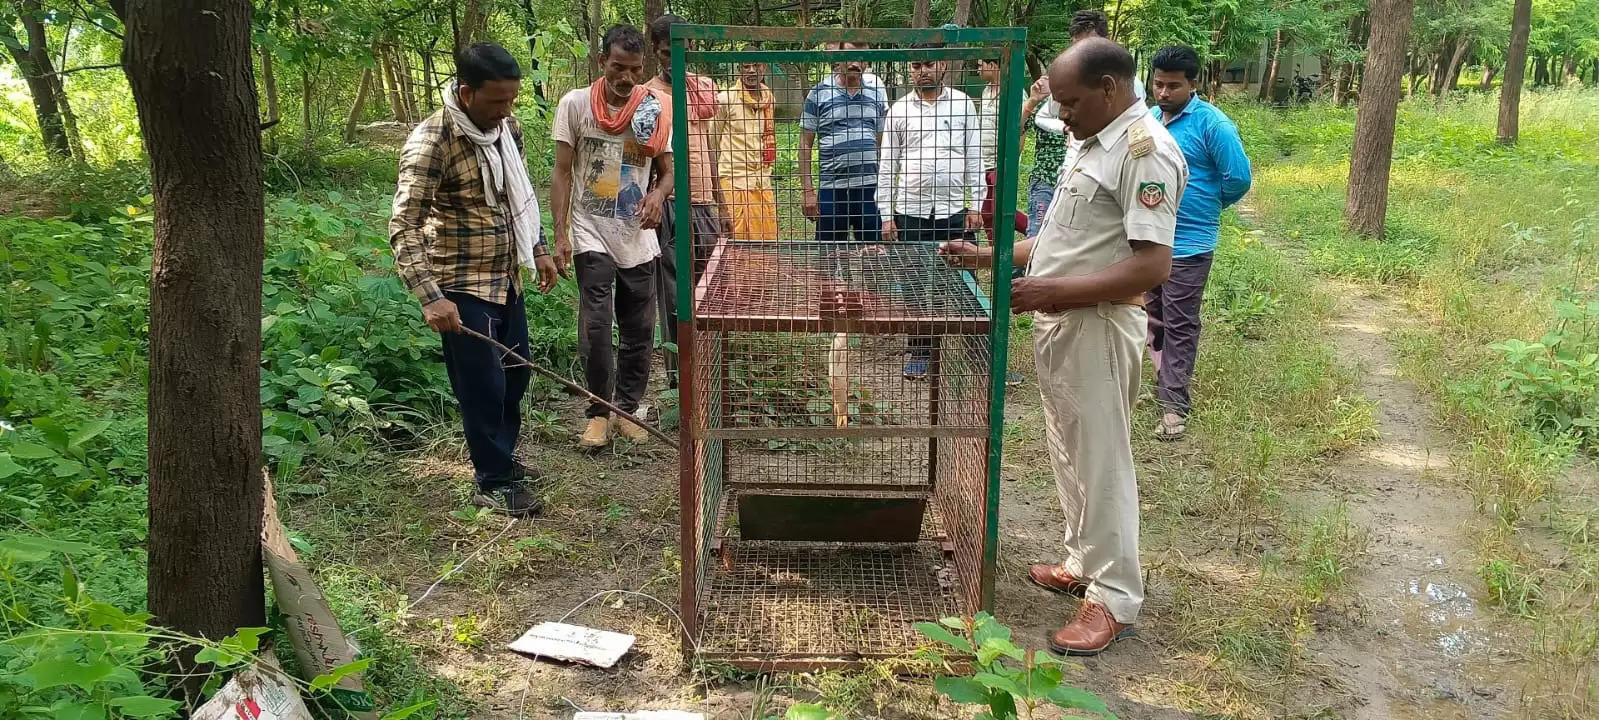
xmin=1027 ymin=563 xmax=1088 ymax=598
xmin=1049 ymin=601 xmax=1136 ymax=657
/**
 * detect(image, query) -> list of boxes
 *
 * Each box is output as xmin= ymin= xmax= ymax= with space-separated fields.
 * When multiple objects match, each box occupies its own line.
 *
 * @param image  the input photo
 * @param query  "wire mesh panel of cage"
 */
xmin=669 ymin=24 xmax=1026 ymax=669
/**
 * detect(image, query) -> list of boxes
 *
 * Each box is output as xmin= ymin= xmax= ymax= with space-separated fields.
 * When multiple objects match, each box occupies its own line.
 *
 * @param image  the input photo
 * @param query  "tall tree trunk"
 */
xmin=344 ymin=67 xmax=374 ymax=143
xmin=1210 ymin=59 xmax=1225 ymax=98
xmin=1335 ymin=62 xmax=1355 ymax=106
xmin=1428 ymin=38 xmax=1451 ymax=95
xmin=1436 ymin=37 xmax=1469 ymax=104
xmin=954 ymin=0 xmax=974 ymax=26
xmin=1258 ymin=29 xmax=1285 ymax=102
xmin=1479 ymin=63 xmax=1497 ymax=92
xmin=1408 ymin=51 xmax=1426 ymax=96
xmin=49 ymin=74 xmax=86 ymax=163
xmin=799 ymin=0 xmax=810 ymax=25
xmin=1497 ymin=0 xmax=1532 ymax=144
xmin=300 ymin=67 xmax=313 ymax=155
xmin=514 ymin=0 xmax=545 ymax=99
xmin=380 ymin=46 xmax=409 ymax=123
xmin=1345 ymin=0 xmax=1415 ymax=238
xmin=1532 ymin=55 xmax=1547 ymax=86
xmin=913 ymin=0 xmax=930 ymax=26
xmin=1563 ymin=54 xmax=1577 ymax=85
xmin=116 ymin=0 xmax=266 ymax=696
xmin=644 ymin=0 xmax=665 ymax=80
xmin=584 ymin=0 xmax=601 ymax=77
xmin=2 ymin=3 xmax=72 ymax=159
xmin=53 ymin=17 xmax=86 ymax=162
xmin=422 ymin=40 xmax=438 ymax=111
xmin=397 ymin=49 xmax=419 ymax=121
xmin=260 ymin=44 xmax=279 ymax=125
xmin=457 ymin=0 xmax=489 ymax=52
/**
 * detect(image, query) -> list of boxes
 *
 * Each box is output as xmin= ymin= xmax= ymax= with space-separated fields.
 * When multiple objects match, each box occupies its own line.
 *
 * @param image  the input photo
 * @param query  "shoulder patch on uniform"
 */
xmin=1128 ymin=121 xmax=1154 ymax=159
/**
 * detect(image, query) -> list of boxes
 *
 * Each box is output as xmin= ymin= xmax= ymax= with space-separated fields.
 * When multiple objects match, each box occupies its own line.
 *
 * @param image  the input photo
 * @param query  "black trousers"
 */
xmin=440 ymin=289 xmax=530 ymax=489
xmin=895 ymin=212 xmax=974 ymax=359
xmin=653 ymin=203 xmax=719 ymax=387
xmin=577 ymin=252 xmax=656 ymax=419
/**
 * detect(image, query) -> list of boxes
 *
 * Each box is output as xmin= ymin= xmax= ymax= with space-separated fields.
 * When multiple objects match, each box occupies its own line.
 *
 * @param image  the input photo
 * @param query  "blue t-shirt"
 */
xmin=801 ymin=75 xmax=888 ymax=190
xmin=1150 ymin=97 xmax=1253 ymax=258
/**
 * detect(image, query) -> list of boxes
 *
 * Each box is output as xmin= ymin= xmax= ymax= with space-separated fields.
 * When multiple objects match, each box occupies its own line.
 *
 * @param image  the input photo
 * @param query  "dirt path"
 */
xmin=1293 ymin=282 xmax=1529 ymax=718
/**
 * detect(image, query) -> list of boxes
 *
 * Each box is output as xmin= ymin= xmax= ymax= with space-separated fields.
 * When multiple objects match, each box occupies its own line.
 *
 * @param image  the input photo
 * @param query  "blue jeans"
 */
xmin=1025 ymin=174 xmax=1056 ymax=239
xmin=817 ymin=186 xmax=881 ymax=243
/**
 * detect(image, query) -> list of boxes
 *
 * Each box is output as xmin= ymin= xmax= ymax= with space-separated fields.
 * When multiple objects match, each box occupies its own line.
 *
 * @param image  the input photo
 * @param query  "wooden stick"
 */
xmin=457 ymin=326 xmax=679 ymax=448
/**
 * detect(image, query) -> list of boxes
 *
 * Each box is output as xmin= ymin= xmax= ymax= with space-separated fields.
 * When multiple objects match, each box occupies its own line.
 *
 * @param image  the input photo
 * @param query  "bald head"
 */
xmin=1047 ymin=37 xmax=1141 ymax=140
xmin=1053 ymin=37 xmax=1136 ymax=87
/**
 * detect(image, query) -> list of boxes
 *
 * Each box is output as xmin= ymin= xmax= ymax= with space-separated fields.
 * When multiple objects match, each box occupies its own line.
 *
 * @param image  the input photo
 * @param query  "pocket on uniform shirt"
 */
xmin=1057 ymin=171 xmax=1101 ymax=231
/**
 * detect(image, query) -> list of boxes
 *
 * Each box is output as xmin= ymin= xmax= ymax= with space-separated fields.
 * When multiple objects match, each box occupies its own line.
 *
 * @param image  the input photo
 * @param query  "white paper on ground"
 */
xmin=573 ymin=712 xmax=705 ymax=720
xmin=191 ymin=666 xmax=314 ymax=720
xmin=507 ymin=621 xmax=636 ymax=668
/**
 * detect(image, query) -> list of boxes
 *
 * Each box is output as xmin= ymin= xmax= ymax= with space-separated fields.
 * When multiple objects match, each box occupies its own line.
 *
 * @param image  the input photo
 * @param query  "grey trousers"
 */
xmin=1146 ymin=252 xmax=1214 ymax=418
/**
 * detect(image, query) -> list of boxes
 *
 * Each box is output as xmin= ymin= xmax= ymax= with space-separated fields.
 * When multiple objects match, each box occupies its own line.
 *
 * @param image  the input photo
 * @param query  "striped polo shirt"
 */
xmin=801 ymin=74 xmax=888 ymax=190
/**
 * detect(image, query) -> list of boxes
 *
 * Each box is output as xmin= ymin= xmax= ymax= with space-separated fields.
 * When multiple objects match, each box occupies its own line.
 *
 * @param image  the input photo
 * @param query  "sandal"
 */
xmin=1154 ymin=414 xmax=1187 ymax=441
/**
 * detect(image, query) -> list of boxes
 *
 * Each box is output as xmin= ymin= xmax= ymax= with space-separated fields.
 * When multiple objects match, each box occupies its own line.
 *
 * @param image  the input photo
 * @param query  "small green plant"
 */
xmin=1489 ymin=296 xmax=1599 ymax=447
xmin=916 ymin=612 xmax=1114 ymax=720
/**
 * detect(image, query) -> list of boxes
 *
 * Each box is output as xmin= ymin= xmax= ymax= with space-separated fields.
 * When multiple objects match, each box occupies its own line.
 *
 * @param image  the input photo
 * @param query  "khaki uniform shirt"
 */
xmin=1029 ymin=101 xmax=1188 ymax=280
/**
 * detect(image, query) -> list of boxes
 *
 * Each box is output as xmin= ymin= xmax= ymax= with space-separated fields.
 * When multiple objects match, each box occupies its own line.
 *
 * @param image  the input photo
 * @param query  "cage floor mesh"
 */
xmin=695 ymin=241 xmax=989 ymax=332
xmin=697 ymin=540 xmax=962 ymax=658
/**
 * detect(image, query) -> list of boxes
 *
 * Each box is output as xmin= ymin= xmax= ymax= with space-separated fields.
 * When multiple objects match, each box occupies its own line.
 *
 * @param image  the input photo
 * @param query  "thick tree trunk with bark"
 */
xmin=344 ymin=68 xmax=374 ymax=143
xmin=1497 ymin=0 xmax=1531 ymax=144
xmin=644 ymin=0 xmax=665 ymax=80
xmin=1479 ymin=63 xmax=1497 ymax=91
xmin=2 ymin=3 xmax=72 ymax=159
xmin=913 ymin=0 xmax=930 ymax=26
xmin=1258 ymin=29 xmax=1285 ymax=102
xmin=117 ymin=0 xmax=266 ymax=688
xmin=1345 ymin=0 xmax=1414 ymax=238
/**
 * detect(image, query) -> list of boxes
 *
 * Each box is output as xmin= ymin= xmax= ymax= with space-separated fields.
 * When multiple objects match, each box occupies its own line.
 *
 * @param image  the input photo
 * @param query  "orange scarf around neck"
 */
xmin=589 ymin=78 xmax=672 ymax=157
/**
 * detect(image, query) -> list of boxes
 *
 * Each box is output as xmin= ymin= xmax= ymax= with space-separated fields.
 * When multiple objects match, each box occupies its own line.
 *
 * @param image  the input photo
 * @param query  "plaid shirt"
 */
xmin=389 ymin=110 xmax=544 ymax=305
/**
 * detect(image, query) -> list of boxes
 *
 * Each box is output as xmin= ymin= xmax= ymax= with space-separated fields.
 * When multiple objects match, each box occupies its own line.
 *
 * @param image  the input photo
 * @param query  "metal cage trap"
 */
xmin=670 ymin=25 xmax=1026 ymax=670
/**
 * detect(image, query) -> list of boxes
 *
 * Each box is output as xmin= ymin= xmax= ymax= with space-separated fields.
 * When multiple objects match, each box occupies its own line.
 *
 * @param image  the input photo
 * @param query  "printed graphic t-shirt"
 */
xmin=553 ymin=87 xmax=668 ymax=269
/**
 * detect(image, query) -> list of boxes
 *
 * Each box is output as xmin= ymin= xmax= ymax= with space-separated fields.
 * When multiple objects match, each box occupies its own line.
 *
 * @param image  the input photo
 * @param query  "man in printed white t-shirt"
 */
xmin=551 ymin=24 xmax=673 ymax=449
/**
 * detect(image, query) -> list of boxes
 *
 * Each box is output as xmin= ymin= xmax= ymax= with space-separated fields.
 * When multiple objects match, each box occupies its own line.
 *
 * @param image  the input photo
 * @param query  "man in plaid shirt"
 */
xmin=390 ymin=43 xmax=558 ymax=517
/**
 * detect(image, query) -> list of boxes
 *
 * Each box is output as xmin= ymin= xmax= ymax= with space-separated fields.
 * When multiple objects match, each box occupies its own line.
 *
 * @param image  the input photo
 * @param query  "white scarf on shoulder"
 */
xmin=444 ymin=83 xmax=541 ymax=269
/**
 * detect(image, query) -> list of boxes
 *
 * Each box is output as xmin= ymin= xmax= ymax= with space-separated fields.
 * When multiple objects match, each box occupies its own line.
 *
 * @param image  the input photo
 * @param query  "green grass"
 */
xmin=1233 ymin=88 xmax=1599 ymax=716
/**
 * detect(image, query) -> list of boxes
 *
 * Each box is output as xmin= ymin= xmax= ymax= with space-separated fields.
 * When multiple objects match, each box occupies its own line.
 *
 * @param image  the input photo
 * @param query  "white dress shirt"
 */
xmin=879 ymin=86 xmax=986 ymax=223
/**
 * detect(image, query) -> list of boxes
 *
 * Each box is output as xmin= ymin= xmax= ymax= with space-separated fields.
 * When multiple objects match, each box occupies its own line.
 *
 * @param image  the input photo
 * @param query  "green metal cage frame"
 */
xmin=670 ymin=24 xmax=1026 ymax=667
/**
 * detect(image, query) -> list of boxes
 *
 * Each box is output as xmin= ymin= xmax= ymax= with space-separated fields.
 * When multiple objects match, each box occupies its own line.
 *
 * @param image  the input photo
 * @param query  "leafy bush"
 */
xmin=1489 ymin=296 xmax=1599 ymax=448
xmin=916 ymin=612 xmax=1114 ymax=720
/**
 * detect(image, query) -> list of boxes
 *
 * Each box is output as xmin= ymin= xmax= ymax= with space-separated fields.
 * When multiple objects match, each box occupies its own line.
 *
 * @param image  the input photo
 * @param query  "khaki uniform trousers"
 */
xmin=1033 ymin=301 xmax=1146 ymax=624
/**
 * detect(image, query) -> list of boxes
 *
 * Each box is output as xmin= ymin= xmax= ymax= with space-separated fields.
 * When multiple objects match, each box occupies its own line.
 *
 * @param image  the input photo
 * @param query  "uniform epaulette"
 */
xmin=1128 ymin=120 xmax=1154 ymax=159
